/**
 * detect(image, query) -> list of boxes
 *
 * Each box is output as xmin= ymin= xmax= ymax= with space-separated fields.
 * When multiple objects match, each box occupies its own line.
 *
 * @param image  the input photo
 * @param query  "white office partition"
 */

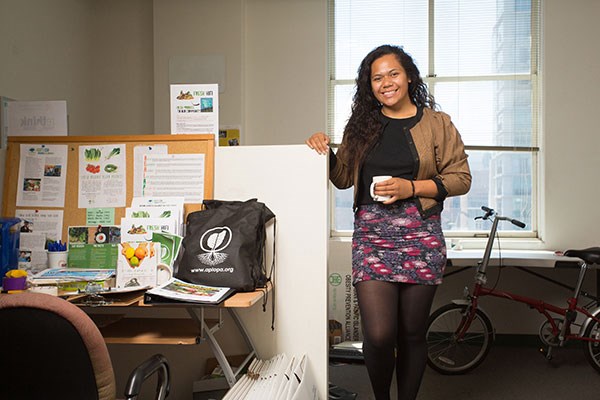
xmin=214 ymin=145 xmax=329 ymax=399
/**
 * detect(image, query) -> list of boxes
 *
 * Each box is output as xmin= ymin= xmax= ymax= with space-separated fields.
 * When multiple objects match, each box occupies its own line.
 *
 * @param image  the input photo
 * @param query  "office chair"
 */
xmin=0 ymin=292 xmax=170 ymax=400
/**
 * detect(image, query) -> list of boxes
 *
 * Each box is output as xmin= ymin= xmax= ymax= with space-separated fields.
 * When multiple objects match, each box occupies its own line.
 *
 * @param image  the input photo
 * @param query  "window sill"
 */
xmin=328 ymin=236 xmax=549 ymax=251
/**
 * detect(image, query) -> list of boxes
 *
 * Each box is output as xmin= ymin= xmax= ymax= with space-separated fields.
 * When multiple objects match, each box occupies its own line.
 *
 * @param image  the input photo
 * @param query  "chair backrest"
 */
xmin=0 ymin=292 xmax=116 ymax=400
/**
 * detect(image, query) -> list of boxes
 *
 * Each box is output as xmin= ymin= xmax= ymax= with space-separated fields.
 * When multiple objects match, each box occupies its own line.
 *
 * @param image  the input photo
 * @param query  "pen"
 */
xmin=48 ymin=240 xmax=67 ymax=252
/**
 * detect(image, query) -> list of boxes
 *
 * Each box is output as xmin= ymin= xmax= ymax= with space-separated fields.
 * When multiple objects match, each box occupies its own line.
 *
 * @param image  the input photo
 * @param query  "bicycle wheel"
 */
xmin=426 ymin=303 xmax=494 ymax=374
xmin=582 ymin=317 xmax=600 ymax=372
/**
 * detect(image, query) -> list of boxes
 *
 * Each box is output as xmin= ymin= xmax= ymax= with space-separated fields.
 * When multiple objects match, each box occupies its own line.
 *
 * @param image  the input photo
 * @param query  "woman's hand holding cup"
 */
xmin=371 ymin=176 xmax=415 ymax=204
xmin=370 ymin=176 xmax=393 ymax=202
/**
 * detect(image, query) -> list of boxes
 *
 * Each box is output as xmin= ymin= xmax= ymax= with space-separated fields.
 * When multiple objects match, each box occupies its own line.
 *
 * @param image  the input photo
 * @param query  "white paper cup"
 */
xmin=370 ymin=175 xmax=392 ymax=202
xmin=47 ymin=251 xmax=68 ymax=268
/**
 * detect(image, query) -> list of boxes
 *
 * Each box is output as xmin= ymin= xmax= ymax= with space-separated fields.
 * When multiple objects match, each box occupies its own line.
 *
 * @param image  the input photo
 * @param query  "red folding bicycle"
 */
xmin=426 ymin=206 xmax=600 ymax=374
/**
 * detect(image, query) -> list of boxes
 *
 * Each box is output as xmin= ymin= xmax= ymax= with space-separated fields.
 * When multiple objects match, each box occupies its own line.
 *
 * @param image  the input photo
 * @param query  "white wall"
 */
xmin=541 ymin=0 xmax=600 ymax=249
xmin=152 ymin=0 xmax=244 ymax=135
xmin=0 ymin=0 xmax=94 ymax=134
xmin=214 ymin=145 xmax=329 ymax=400
xmin=90 ymin=0 xmax=154 ymax=135
xmin=243 ymin=0 xmax=328 ymax=145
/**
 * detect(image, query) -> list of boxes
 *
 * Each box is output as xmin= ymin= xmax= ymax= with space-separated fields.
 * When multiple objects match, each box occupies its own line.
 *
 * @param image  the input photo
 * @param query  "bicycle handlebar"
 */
xmin=478 ymin=206 xmax=526 ymax=229
xmin=510 ymin=219 xmax=526 ymax=229
xmin=477 ymin=206 xmax=526 ymax=275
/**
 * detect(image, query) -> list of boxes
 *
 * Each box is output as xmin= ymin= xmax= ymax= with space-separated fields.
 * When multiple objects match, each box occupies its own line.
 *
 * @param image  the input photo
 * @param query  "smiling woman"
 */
xmin=306 ymin=44 xmax=471 ymax=400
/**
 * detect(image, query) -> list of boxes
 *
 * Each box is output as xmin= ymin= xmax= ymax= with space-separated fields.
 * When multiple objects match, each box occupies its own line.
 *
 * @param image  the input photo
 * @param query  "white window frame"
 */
xmin=327 ymin=0 xmax=541 ymax=239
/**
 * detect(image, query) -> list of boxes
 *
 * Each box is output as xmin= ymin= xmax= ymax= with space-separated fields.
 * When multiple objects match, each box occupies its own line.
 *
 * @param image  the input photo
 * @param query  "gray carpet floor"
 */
xmin=329 ymin=340 xmax=600 ymax=400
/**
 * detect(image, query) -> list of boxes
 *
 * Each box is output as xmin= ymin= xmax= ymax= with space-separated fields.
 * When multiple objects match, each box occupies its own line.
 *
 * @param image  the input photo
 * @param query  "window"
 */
xmin=328 ymin=0 xmax=540 ymax=236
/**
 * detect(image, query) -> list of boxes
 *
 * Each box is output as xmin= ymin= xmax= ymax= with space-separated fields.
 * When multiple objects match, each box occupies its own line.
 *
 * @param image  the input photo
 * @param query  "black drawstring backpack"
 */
xmin=176 ymin=199 xmax=275 ymax=292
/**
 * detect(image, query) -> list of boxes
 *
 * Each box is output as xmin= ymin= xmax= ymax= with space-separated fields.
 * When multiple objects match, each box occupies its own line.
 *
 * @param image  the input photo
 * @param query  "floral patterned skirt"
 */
xmin=352 ymin=201 xmax=446 ymax=285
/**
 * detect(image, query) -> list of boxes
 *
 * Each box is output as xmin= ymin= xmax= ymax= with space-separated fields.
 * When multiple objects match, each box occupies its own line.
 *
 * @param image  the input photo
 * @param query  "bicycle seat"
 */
xmin=564 ymin=247 xmax=600 ymax=265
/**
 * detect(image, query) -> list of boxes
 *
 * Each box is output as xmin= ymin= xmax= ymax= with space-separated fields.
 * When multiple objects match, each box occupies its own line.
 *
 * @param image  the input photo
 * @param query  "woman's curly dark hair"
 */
xmin=342 ymin=44 xmax=436 ymax=168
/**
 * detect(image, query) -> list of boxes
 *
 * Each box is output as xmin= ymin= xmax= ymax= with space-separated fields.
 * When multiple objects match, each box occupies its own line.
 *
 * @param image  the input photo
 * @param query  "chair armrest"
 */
xmin=124 ymin=354 xmax=170 ymax=400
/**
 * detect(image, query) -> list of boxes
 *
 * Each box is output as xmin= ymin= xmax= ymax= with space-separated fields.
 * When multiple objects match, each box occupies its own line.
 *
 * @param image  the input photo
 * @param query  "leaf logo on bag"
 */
xmin=197 ymin=226 xmax=232 ymax=266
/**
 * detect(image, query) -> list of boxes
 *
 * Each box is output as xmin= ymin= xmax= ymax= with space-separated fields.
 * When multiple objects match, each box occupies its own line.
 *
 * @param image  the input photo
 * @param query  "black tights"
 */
xmin=355 ymin=280 xmax=437 ymax=400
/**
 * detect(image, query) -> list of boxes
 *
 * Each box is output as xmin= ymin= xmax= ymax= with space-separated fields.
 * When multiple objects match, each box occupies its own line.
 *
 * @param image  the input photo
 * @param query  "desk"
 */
xmin=71 ymin=288 xmax=268 ymax=387
xmin=447 ymin=249 xmax=581 ymax=268
xmin=446 ymin=249 xmax=598 ymax=297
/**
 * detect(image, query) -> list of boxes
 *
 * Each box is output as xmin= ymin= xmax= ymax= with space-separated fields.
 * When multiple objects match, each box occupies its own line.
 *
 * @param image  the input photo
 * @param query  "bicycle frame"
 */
xmin=458 ymin=209 xmax=600 ymax=344
xmin=470 ymin=280 xmax=600 ymax=342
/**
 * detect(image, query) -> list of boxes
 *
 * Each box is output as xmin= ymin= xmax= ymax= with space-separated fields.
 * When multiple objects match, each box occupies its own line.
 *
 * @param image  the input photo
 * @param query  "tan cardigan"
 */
xmin=330 ymin=108 xmax=472 ymax=218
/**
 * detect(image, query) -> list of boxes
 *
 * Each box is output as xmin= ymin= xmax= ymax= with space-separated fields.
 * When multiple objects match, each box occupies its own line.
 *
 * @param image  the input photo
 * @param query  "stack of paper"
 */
xmin=117 ymin=197 xmax=184 ymax=288
xmin=123 ymin=196 xmax=185 ymax=237
xmin=30 ymin=268 xmax=115 ymax=293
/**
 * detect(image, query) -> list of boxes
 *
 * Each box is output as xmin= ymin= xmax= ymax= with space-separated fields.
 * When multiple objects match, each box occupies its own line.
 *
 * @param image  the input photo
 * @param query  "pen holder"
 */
xmin=47 ymin=251 xmax=68 ymax=269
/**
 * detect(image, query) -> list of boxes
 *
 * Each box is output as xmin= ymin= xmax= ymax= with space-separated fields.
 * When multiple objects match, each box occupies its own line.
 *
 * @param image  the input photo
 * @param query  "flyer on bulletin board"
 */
xmin=14 ymin=209 xmax=63 ymax=273
xmin=16 ymin=144 xmax=68 ymax=208
xmin=78 ymin=144 xmax=126 ymax=208
xmin=170 ymin=83 xmax=219 ymax=140
xmin=67 ymin=225 xmax=121 ymax=269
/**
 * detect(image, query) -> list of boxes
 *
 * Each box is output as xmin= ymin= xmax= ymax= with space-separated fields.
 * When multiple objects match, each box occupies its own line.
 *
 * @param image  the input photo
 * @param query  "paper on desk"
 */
xmin=146 ymin=277 xmax=234 ymax=304
xmin=33 ymin=268 xmax=115 ymax=283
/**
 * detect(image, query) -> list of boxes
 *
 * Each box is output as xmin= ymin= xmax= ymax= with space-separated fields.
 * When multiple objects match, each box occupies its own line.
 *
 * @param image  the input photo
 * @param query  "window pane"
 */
xmin=434 ymin=0 xmax=531 ymax=76
xmin=333 ymin=187 xmax=354 ymax=231
xmin=334 ymin=149 xmax=532 ymax=233
xmin=442 ymin=150 xmax=533 ymax=231
xmin=330 ymin=0 xmax=539 ymax=236
xmin=433 ymin=80 xmax=532 ymax=147
xmin=332 ymin=84 xmax=354 ymax=142
xmin=334 ymin=0 xmax=429 ymax=80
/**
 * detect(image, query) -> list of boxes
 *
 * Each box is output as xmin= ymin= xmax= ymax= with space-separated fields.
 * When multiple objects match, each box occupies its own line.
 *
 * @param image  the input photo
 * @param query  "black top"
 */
xmin=357 ymin=109 xmax=422 ymax=205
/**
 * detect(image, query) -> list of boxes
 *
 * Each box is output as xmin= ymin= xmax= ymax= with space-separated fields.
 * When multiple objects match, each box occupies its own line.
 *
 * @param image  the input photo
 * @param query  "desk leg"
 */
xmin=202 ymin=321 xmax=238 ymax=387
xmin=227 ymin=309 xmax=258 ymax=374
xmin=196 ymin=309 xmax=258 ymax=388
xmin=186 ymin=307 xmax=206 ymax=341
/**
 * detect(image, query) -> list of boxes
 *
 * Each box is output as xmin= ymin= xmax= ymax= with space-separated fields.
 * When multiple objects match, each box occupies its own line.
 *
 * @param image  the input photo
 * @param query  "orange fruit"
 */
xmin=134 ymin=246 xmax=147 ymax=260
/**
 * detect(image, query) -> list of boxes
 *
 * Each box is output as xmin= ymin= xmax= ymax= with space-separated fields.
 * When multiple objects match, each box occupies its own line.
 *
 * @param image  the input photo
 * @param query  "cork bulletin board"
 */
xmin=2 ymin=134 xmax=214 ymax=242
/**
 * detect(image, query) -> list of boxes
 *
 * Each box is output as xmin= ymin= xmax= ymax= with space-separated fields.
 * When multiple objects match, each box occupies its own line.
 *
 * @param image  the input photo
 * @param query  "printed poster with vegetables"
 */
xmin=78 ymin=144 xmax=126 ymax=208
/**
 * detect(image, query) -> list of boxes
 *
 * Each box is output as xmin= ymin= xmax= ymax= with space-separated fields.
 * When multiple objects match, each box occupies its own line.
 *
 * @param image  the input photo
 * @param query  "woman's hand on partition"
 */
xmin=305 ymin=132 xmax=330 ymax=155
